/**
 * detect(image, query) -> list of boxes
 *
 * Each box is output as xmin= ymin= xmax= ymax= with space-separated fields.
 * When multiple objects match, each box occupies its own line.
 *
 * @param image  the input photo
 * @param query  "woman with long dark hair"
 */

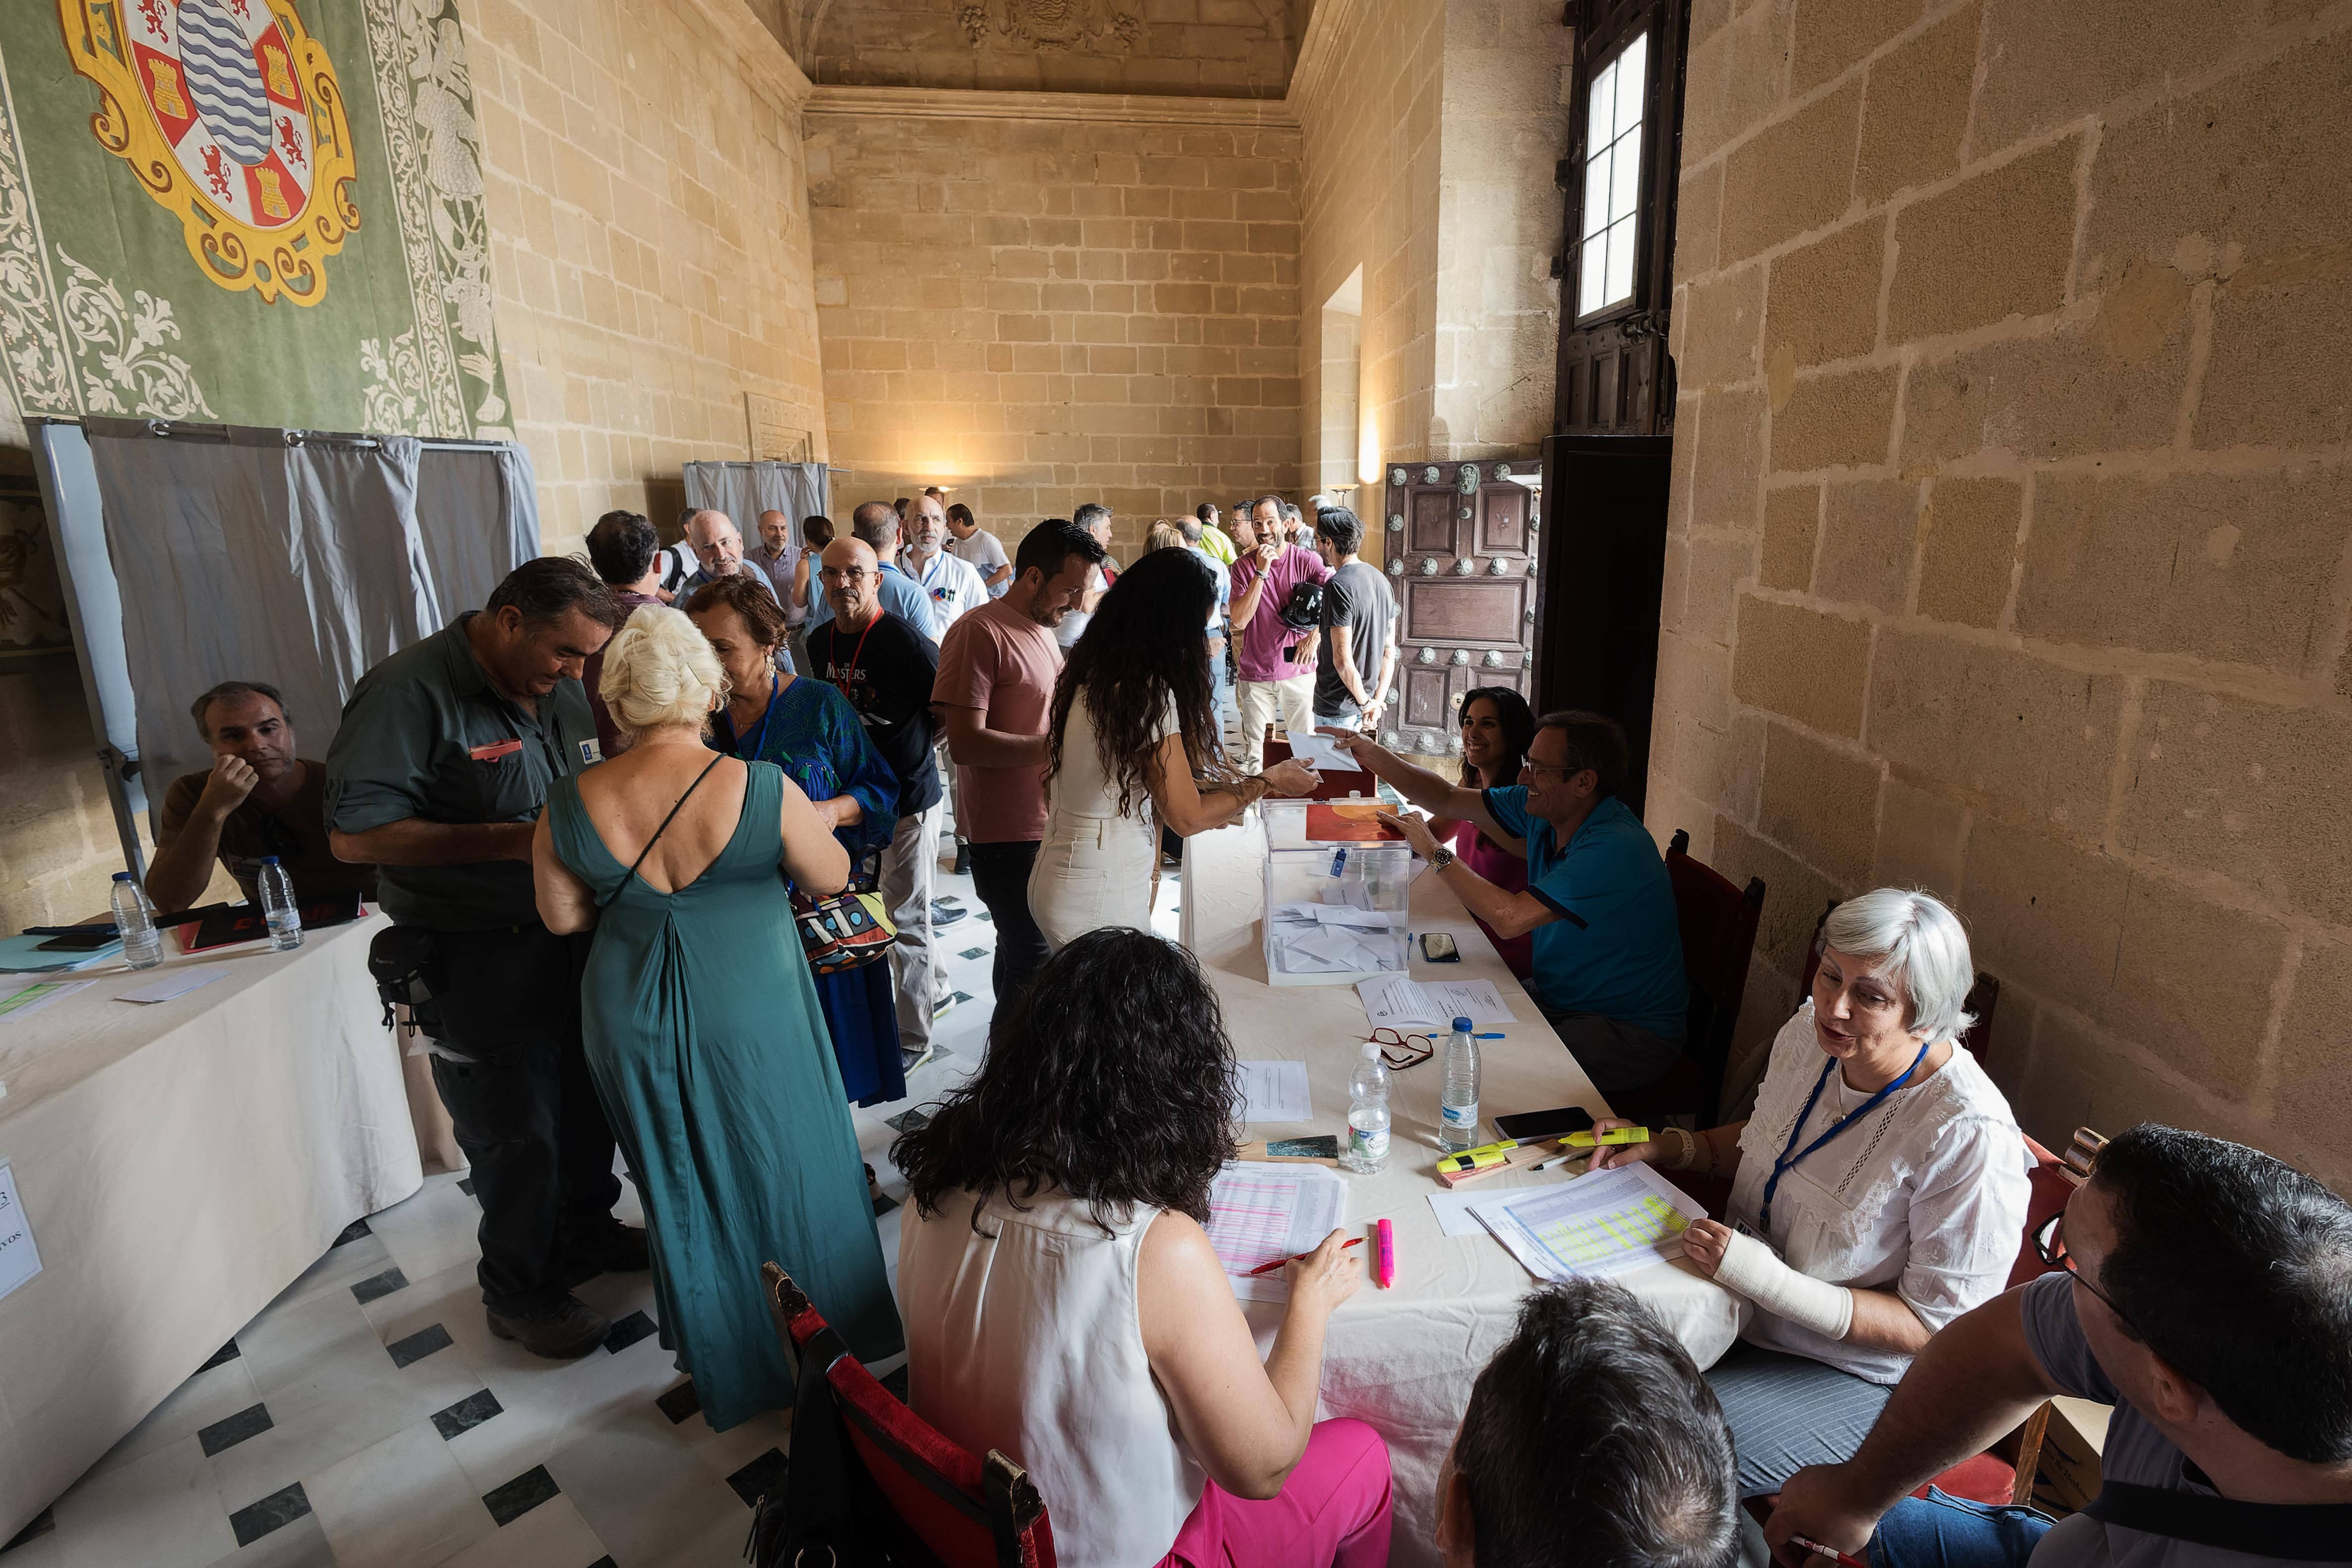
xmin=1026 ymin=547 xmax=1318 ymax=950
xmin=1428 ymin=686 xmax=1538 ymax=978
xmin=893 ymin=930 xmax=1392 ymax=1568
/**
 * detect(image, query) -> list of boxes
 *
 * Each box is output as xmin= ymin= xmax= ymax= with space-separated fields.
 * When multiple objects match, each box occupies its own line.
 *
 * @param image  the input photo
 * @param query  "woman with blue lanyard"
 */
xmin=685 ymin=574 xmax=908 ymax=1106
xmin=1589 ymin=887 xmax=2031 ymax=1497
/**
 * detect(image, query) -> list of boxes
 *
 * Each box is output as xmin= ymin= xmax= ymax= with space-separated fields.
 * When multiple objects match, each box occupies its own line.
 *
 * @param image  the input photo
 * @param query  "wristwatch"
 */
xmin=1429 ymin=846 xmax=1457 ymax=871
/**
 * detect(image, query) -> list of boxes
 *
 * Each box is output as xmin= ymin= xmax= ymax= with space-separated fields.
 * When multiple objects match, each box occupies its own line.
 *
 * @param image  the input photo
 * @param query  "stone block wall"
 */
xmin=798 ymin=0 xmax=1304 ymax=99
xmin=462 ymin=0 xmax=829 ymax=551
xmin=805 ymin=98 xmax=1302 ymax=556
xmin=1653 ymin=0 xmax=2352 ymax=1190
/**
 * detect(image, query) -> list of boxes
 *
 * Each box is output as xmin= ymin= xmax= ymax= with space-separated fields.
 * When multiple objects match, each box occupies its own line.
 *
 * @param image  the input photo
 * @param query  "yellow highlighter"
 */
xmin=1436 ymin=1138 xmax=1526 ymax=1175
xmin=1562 ymin=1126 xmax=1652 ymax=1148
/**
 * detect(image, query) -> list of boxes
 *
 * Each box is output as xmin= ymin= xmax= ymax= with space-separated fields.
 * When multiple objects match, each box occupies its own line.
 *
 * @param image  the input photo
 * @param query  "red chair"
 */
xmin=759 ymin=1262 xmax=1058 ymax=1568
xmin=1613 ymin=829 xmax=1766 ymax=1125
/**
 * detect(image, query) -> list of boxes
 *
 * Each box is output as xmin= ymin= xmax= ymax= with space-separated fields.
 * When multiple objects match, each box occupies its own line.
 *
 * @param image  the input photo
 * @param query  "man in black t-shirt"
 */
xmin=807 ymin=536 xmax=948 ymax=1067
xmin=1312 ymin=506 xmax=1398 ymax=733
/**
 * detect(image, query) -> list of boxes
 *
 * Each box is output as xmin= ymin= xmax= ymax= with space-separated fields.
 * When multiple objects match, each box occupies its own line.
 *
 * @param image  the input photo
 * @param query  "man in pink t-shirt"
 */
xmin=1228 ymin=493 xmax=1331 ymax=772
xmin=932 ymin=518 xmax=1106 ymax=1004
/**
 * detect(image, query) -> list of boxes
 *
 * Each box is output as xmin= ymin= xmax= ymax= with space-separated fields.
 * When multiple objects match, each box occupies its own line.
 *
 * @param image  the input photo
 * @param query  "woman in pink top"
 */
xmin=1428 ymin=687 xmax=1538 ymax=979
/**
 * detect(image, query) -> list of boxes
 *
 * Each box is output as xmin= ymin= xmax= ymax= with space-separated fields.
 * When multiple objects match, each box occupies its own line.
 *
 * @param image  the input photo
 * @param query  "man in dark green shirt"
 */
xmin=325 ymin=557 xmax=635 ymax=1359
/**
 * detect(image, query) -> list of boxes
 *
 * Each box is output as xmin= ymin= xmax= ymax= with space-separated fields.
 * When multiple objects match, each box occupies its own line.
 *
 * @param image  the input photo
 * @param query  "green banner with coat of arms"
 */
xmin=0 ymin=0 xmax=510 ymax=438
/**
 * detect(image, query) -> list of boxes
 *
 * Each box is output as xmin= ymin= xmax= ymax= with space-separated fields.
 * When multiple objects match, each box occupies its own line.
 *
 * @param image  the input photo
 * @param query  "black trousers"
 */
xmin=423 ymin=923 xmax=621 ymax=1316
xmin=965 ymin=840 xmax=1049 ymax=1010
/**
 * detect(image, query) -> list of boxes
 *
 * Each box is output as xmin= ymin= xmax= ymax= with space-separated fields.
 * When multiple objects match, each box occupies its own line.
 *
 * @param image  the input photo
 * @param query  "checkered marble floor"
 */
xmin=0 ymin=844 xmax=1014 ymax=1568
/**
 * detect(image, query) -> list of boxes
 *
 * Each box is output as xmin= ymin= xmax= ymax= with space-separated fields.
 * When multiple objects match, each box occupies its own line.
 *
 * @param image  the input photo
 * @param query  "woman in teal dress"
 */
xmin=685 ymin=575 xmax=907 ymax=1105
xmin=532 ymin=603 xmax=903 ymax=1429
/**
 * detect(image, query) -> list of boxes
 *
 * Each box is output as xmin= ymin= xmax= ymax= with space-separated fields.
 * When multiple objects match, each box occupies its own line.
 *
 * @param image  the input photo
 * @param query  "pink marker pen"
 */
xmin=1375 ymin=1217 xmax=1396 ymax=1288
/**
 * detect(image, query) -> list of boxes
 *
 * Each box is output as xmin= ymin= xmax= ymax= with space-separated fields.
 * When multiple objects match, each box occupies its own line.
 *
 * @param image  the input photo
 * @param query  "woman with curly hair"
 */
xmin=893 ymin=929 xmax=1393 ymax=1568
xmin=1026 ymin=547 xmax=1319 ymax=950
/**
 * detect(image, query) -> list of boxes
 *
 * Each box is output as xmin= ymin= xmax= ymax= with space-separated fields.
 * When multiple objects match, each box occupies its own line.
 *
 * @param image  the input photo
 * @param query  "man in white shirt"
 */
xmin=945 ymin=503 xmax=1014 ymax=598
xmin=904 ymin=492 xmax=988 ymax=878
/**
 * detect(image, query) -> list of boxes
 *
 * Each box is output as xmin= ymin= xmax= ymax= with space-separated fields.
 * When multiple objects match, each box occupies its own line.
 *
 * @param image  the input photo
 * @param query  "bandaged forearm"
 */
xmin=1714 ymin=1232 xmax=1854 ymax=1340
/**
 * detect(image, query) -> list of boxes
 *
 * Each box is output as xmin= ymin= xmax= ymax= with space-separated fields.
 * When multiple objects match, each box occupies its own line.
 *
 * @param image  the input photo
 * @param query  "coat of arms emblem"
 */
xmin=60 ymin=0 xmax=360 ymax=305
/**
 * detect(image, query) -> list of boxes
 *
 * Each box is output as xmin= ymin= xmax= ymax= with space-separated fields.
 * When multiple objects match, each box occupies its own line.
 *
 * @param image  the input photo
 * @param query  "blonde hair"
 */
xmin=1146 ymin=521 xmax=1187 ymax=553
xmin=598 ymin=604 xmax=723 ymax=740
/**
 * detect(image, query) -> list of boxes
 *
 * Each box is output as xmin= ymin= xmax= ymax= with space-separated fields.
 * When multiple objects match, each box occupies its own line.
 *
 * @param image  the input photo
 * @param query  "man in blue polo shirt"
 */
xmin=1331 ymin=710 xmax=1687 ymax=1093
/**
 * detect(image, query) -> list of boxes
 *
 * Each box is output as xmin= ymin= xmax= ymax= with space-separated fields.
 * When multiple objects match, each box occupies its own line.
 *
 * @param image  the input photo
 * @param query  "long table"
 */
xmin=1180 ymin=815 xmax=1738 ymax=1567
xmin=0 ymin=916 xmax=421 ymax=1543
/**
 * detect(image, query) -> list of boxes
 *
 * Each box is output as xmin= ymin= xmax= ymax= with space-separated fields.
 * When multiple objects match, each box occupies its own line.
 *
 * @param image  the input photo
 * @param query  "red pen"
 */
xmin=1375 ymin=1217 xmax=1396 ymax=1288
xmin=1787 ymin=1536 xmax=1867 ymax=1568
xmin=1245 ymin=1237 xmax=1363 ymax=1276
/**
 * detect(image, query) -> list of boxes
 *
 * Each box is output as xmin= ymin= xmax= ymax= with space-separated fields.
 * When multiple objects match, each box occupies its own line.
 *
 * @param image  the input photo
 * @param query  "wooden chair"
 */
xmin=1612 ymin=829 xmax=1765 ymax=1125
xmin=760 ymin=1262 xmax=1058 ymax=1568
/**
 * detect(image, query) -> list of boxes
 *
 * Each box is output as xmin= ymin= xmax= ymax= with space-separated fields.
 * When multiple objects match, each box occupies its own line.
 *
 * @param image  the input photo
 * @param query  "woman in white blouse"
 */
xmin=1027 ymin=546 xmax=1317 ymax=951
xmin=1590 ymin=887 xmax=2030 ymax=1496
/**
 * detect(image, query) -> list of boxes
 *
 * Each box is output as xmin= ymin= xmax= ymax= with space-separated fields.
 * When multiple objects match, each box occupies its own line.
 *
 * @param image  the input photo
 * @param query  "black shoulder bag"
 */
xmin=2085 ymin=1480 xmax=2352 ymax=1562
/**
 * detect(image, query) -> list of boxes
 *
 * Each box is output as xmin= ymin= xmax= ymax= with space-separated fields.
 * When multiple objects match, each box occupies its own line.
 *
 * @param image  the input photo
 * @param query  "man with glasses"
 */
xmin=1767 ymin=1122 xmax=2352 ymax=1568
xmin=807 ymin=535 xmax=954 ymax=1071
xmin=1326 ymin=710 xmax=1687 ymax=1095
xmin=806 ymin=502 xmax=940 ymax=640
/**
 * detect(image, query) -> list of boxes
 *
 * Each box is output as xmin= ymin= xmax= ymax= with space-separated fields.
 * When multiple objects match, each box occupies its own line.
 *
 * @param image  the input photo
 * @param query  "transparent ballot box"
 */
xmin=1261 ymin=800 xmax=1412 ymax=986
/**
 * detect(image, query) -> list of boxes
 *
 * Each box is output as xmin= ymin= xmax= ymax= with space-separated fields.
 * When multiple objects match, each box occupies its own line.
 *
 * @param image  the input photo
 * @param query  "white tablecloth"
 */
xmin=0 ymin=916 xmax=421 ymax=1543
xmin=1179 ymin=819 xmax=1738 ymax=1567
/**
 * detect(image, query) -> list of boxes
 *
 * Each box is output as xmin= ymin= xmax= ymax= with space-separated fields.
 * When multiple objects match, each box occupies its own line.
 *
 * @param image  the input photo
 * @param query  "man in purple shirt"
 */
xmin=582 ymin=509 xmax=668 ymax=757
xmin=1228 ymin=492 xmax=1330 ymax=772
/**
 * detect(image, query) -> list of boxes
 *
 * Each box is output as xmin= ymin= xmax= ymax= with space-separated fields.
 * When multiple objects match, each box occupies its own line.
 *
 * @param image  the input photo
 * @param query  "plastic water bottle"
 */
xmin=109 ymin=871 xmax=163 ymax=970
xmin=259 ymin=856 xmax=303 ymax=951
xmin=1344 ymin=1042 xmax=1392 ymax=1173
xmin=1438 ymin=1015 xmax=1481 ymax=1152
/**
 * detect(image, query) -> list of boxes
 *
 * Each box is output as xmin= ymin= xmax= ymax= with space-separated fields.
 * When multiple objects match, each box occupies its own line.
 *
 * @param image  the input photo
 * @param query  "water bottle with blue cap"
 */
xmin=1438 ymin=1014 xmax=1481 ymax=1152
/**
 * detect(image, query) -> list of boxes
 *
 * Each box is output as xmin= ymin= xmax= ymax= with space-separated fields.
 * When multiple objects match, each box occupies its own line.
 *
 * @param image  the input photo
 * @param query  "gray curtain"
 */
xmin=80 ymin=420 xmax=533 ymax=828
xmin=680 ymin=461 xmax=829 ymax=530
xmin=415 ymin=442 xmax=537 ymax=619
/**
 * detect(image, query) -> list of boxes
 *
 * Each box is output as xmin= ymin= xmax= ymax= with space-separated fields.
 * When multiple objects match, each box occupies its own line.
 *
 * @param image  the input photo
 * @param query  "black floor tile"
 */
xmin=196 ymin=1339 xmax=240 ymax=1373
xmin=1 ymin=1509 xmax=53 ymax=1553
xmin=655 ymin=1380 xmax=701 ymax=1424
xmin=958 ymin=946 xmax=988 ymax=960
xmin=331 ymin=1218 xmax=372 ymax=1247
xmin=872 ymin=1192 xmax=900 ymax=1217
xmin=458 ymin=1176 xmax=476 ymax=1197
xmin=726 ymin=1449 xmax=788 ymax=1508
xmin=229 ymin=1483 xmax=311 ymax=1547
xmin=198 ymin=1403 xmax=273 ymax=1457
xmin=603 ymin=1310 xmax=657 ymax=1354
xmin=483 ymin=1465 xmax=560 ymax=1527
xmin=387 ymin=1322 xmax=455 ymax=1369
xmin=431 ymin=1388 xmax=503 ymax=1441
xmin=952 ymin=990 xmax=972 ymax=1004
xmin=884 ymin=1109 xmax=930 ymax=1133
xmin=934 ymin=894 xmax=961 ymax=906
xmin=349 ymin=1266 xmax=409 ymax=1305
xmin=587 ymin=1559 xmax=616 ymax=1568
xmin=975 ymin=911 xmax=993 ymax=921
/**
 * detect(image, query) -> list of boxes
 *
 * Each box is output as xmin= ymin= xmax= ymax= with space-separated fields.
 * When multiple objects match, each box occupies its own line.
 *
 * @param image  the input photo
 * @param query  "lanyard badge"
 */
xmin=1756 ymin=1038 xmax=1932 ymax=1233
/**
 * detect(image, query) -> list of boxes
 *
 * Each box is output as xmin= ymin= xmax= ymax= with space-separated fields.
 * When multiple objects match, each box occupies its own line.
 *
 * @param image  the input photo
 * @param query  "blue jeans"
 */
xmin=1870 ymin=1488 xmax=2054 ymax=1568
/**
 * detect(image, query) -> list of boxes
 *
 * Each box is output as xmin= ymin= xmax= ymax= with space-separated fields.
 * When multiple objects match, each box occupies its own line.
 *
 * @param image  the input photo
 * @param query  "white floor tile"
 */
xmin=545 ymin=1405 xmax=745 ymax=1568
xmin=197 ymin=1511 xmax=335 ymax=1568
xmin=89 ymin=1354 xmax=261 ymax=1478
xmin=47 ymin=1433 xmax=237 ymax=1568
xmin=359 ymin=1180 xmax=485 ymax=1304
xmin=302 ymin=1423 xmax=496 ymax=1568
xmin=262 ymin=1231 xmax=399 ymax=1314
xmin=437 ymin=1495 xmax=608 ymax=1568
xmin=677 ymin=1405 xmax=789 ymax=1487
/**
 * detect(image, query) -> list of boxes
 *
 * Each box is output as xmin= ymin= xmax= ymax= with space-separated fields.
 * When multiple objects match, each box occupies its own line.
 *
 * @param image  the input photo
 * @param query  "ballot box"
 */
xmin=1262 ymin=800 xmax=1413 ymax=986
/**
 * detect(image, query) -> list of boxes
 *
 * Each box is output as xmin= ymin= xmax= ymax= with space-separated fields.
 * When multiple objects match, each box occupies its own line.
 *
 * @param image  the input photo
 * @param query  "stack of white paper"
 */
xmin=1269 ymin=902 xmax=1409 ymax=974
xmin=1206 ymin=1162 xmax=1348 ymax=1302
xmin=1465 ymin=1163 xmax=1707 ymax=1282
xmin=1356 ymin=973 xmax=1519 ymax=1027
xmin=1237 ymin=1059 xmax=1313 ymax=1122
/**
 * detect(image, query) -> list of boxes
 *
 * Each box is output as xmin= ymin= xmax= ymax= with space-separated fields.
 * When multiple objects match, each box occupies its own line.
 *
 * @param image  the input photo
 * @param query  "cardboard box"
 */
xmin=2029 ymin=1397 xmax=2111 ymax=1515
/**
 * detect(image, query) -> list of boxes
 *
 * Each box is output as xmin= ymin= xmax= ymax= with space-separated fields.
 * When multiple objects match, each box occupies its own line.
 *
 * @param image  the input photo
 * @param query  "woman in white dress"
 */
xmin=1590 ymin=888 xmax=2031 ymax=1497
xmin=1027 ymin=546 xmax=1317 ymax=951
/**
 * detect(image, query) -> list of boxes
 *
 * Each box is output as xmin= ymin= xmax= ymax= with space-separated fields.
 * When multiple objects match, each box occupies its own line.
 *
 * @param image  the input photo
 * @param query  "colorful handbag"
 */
xmin=791 ymin=854 xmax=897 ymax=974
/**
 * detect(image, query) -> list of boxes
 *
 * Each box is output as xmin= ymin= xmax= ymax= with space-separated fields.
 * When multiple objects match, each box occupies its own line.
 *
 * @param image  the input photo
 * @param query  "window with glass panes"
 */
xmin=1576 ymin=31 xmax=1648 ymax=318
